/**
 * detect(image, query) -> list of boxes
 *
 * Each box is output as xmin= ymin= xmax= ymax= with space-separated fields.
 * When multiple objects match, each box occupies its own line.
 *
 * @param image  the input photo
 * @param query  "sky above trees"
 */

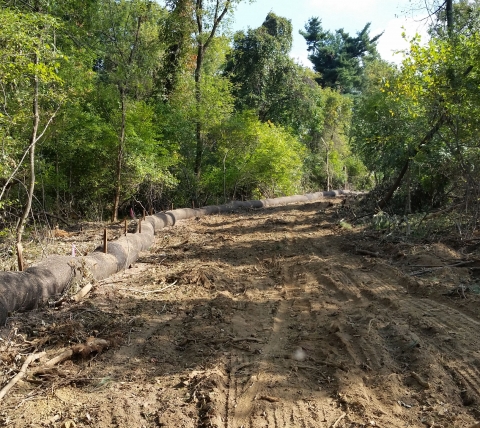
xmin=232 ymin=0 xmax=430 ymax=65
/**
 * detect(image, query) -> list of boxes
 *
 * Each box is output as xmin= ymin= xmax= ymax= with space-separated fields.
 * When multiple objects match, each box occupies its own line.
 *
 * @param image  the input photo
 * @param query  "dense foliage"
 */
xmin=351 ymin=0 xmax=480 ymax=213
xmin=0 ymin=0 xmax=370 ymax=230
xmin=0 ymin=0 xmax=480 ymax=264
xmin=1 ymin=0 xmax=473 ymax=243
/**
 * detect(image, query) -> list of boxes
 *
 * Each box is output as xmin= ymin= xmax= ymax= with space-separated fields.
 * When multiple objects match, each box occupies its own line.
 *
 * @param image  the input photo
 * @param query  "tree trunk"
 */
xmin=321 ymin=137 xmax=330 ymax=191
xmin=112 ymin=85 xmax=127 ymax=222
xmin=194 ymin=40 xmax=204 ymax=179
xmin=326 ymin=146 xmax=330 ymax=191
xmin=378 ymin=114 xmax=446 ymax=209
xmin=16 ymin=55 xmax=40 ymax=271
xmin=193 ymin=0 xmax=232 ymax=181
xmin=446 ymin=0 xmax=453 ymax=34
xmin=405 ymin=165 xmax=411 ymax=215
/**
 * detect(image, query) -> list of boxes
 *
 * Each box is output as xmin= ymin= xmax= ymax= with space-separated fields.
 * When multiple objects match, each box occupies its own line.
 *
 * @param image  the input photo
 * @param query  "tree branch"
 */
xmin=204 ymin=0 xmax=231 ymax=51
xmin=378 ymin=112 xmax=447 ymax=209
xmin=0 ymin=352 xmax=46 ymax=401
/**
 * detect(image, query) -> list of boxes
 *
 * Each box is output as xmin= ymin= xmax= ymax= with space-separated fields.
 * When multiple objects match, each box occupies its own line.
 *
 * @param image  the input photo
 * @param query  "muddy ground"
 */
xmin=1 ymin=200 xmax=480 ymax=427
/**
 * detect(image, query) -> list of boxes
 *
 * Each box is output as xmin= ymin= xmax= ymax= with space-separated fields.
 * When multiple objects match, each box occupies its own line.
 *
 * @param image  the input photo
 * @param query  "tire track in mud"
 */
xmin=5 ymin=203 xmax=480 ymax=427
xmin=329 ymin=257 xmax=480 ymax=409
xmin=227 ymin=298 xmax=290 ymax=428
xmin=191 ymin=217 xmax=480 ymax=426
xmin=220 ymin=266 xmax=327 ymax=428
xmin=274 ymin=251 xmax=480 ymax=426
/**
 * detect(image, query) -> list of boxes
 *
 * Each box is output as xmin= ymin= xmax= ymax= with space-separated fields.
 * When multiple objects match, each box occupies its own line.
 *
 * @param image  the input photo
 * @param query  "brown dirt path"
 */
xmin=1 ymin=200 xmax=480 ymax=427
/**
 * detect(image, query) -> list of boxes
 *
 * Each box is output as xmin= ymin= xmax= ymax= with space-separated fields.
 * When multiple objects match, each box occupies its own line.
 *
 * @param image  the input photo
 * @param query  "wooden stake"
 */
xmin=103 ymin=228 xmax=108 ymax=253
xmin=143 ymin=209 xmax=146 ymax=220
xmin=16 ymin=242 xmax=24 ymax=272
xmin=124 ymin=219 xmax=127 ymax=236
xmin=149 ymin=207 xmax=153 ymax=216
xmin=139 ymin=218 xmax=142 ymax=233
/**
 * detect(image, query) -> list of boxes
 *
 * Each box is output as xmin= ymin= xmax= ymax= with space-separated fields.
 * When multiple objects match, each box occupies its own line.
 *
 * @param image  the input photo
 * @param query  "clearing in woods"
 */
xmin=1 ymin=199 xmax=480 ymax=427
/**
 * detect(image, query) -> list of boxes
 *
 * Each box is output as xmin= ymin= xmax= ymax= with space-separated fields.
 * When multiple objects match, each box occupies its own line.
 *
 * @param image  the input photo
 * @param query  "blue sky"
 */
xmin=230 ymin=0 xmax=430 ymax=66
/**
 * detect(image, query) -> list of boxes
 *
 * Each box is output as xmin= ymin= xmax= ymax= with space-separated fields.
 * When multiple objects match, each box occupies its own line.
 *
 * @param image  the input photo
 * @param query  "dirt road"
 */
xmin=1 ymin=200 xmax=480 ymax=427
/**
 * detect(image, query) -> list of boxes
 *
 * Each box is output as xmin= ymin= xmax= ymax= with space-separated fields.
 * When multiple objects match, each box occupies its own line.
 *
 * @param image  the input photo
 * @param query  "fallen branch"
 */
xmin=0 ymin=351 xmax=46 ymax=401
xmin=171 ymin=239 xmax=189 ymax=249
xmin=314 ymin=359 xmax=347 ymax=371
xmin=35 ymin=211 xmax=72 ymax=228
xmin=119 ymin=280 xmax=178 ymax=295
xmin=35 ymin=338 xmax=109 ymax=372
xmin=231 ymin=337 xmax=264 ymax=343
xmin=423 ymin=202 xmax=463 ymax=221
xmin=295 ymin=364 xmax=328 ymax=379
xmin=43 ymin=348 xmax=74 ymax=368
xmin=72 ymin=283 xmax=94 ymax=302
xmin=332 ymin=412 xmax=346 ymax=428
xmin=257 ymin=395 xmax=279 ymax=403
xmin=356 ymin=248 xmax=380 ymax=258
xmin=410 ymin=260 xmax=478 ymax=276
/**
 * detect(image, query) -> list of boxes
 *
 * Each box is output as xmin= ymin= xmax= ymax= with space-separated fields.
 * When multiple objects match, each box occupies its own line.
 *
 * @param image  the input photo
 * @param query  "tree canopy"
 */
xmin=300 ymin=17 xmax=382 ymax=93
xmin=351 ymin=0 xmax=480 ymax=211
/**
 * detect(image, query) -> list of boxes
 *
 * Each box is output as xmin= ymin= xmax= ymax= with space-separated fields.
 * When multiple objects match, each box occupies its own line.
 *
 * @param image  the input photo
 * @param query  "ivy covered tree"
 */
xmin=225 ymin=13 xmax=292 ymax=118
xmin=300 ymin=17 xmax=382 ymax=93
xmin=225 ymin=14 xmax=325 ymax=139
xmin=158 ymin=0 xmax=195 ymax=99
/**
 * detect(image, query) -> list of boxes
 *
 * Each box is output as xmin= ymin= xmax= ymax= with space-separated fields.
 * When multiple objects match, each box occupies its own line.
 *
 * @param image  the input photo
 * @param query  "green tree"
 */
xmin=300 ymin=18 xmax=382 ymax=93
xmin=351 ymin=30 xmax=480 ymax=210
xmin=157 ymin=34 xmax=234 ymax=206
xmin=93 ymin=0 xmax=167 ymax=221
xmin=0 ymin=8 xmax=69 ymax=268
xmin=203 ymin=111 xmax=306 ymax=200
xmin=192 ymin=0 xmax=249 ymax=181
xmin=225 ymin=14 xmax=327 ymax=142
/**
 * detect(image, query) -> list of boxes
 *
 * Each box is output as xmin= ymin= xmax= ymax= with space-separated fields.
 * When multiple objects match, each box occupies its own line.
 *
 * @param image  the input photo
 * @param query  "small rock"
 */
xmin=292 ymin=347 xmax=306 ymax=361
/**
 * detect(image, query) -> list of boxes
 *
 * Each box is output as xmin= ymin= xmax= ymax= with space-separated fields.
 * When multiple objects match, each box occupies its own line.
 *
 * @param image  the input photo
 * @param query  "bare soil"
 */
xmin=1 ymin=200 xmax=480 ymax=427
